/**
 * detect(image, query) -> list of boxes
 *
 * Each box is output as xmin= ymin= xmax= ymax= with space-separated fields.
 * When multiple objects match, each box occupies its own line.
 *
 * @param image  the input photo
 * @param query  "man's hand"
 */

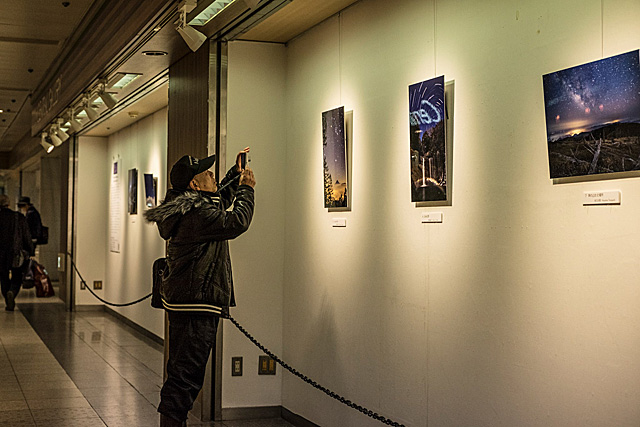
xmin=236 ymin=147 xmax=250 ymax=171
xmin=239 ymin=167 xmax=256 ymax=188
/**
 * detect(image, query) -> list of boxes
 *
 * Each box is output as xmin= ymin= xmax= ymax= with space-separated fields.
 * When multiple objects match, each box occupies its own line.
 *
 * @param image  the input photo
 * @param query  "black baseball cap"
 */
xmin=18 ymin=196 xmax=30 ymax=206
xmin=170 ymin=154 xmax=216 ymax=190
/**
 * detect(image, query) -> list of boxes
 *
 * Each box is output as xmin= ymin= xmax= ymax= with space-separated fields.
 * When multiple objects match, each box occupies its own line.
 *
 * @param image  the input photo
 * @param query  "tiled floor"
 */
xmin=0 ymin=288 xmax=294 ymax=427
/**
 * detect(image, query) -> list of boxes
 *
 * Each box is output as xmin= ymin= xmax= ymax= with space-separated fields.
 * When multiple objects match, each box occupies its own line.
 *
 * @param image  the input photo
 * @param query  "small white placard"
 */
xmin=332 ymin=218 xmax=347 ymax=227
xmin=583 ymin=190 xmax=621 ymax=205
xmin=421 ymin=212 xmax=443 ymax=223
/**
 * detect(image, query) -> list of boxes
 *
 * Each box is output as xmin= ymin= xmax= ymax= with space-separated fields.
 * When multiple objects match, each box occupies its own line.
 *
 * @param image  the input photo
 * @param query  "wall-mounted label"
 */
xmin=332 ymin=218 xmax=347 ymax=227
xmin=583 ymin=190 xmax=621 ymax=205
xmin=421 ymin=212 xmax=443 ymax=223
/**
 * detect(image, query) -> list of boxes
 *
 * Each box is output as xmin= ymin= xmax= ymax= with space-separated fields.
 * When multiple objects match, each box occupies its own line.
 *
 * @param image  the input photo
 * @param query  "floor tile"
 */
xmin=27 ymin=396 xmax=92 ymax=410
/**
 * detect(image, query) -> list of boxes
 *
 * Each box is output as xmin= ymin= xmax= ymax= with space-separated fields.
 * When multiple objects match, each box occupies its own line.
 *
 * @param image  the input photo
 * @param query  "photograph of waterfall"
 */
xmin=543 ymin=50 xmax=640 ymax=178
xmin=322 ymin=106 xmax=348 ymax=209
xmin=409 ymin=75 xmax=446 ymax=202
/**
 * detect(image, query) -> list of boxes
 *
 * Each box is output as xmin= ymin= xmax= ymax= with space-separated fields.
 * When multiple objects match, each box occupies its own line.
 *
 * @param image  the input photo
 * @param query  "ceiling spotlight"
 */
xmin=49 ymin=127 xmax=63 ymax=147
xmin=100 ymin=91 xmax=118 ymax=109
xmin=83 ymin=101 xmax=99 ymax=121
xmin=55 ymin=122 xmax=70 ymax=142
xmin=177 ymin=1 xmax=207 ymax=52
xmin=68 ymin=109 xmax=83 ymax=132
xmin=41 ymin=132 xmax=54 ymax=153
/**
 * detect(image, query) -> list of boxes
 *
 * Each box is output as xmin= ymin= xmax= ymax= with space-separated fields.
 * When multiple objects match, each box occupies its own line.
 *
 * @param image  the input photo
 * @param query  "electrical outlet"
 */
xmin=258 ymin=355 xmax=276 ymax=375
xmin=232 ymin=357 xmax=243 ymax=376
xmin=93 ymin=280 xmax=102 ymax=290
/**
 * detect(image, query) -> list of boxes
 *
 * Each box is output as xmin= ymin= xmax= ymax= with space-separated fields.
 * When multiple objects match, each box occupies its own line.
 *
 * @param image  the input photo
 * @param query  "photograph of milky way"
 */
xmin=322 ymin=106 xmax=348 ymax=208
xmin=543 ymin=50 xmax=640 ymax=178
xmin=409 ymin=75 xmax=446 ymax=202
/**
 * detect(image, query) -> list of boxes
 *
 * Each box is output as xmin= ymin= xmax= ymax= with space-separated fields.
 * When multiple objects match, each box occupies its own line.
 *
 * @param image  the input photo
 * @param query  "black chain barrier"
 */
xmin=68 ymin=254 xmax=404 ymax=426
xmin=67 ymin=253 xmax=152 ymax=307
xmin=227 ymin=315 xmax=405 ymax=427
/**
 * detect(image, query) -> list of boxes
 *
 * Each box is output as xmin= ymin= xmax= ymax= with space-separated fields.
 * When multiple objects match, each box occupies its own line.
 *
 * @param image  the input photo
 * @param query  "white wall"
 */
xmin=223 ymin=41 xmax=287 ymax=408
xmin=76 ymin=136 xmax=109 ymax=306
xmin=102 ymin=108 xmax=168 ymax=337
xmin=275 ymin=0 xmax=640 ymax=426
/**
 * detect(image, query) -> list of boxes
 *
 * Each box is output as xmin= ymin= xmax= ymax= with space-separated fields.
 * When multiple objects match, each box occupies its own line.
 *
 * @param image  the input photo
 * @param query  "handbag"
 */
xmin=12 ymin=213 xmax=29 ymax=268
xmin=37 ymin=226 xmax=48 ymax=245
xmin=151 ymin=258 xmax=167 ymax=309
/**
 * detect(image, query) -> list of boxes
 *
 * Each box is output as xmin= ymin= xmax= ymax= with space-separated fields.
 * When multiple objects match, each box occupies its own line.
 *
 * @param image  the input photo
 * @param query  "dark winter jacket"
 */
xmin=25 ymin=206 xmax=43 ymax=243
xmin=144 ymin=167 xmax=254 ymax=316
xmin=0 ymin=207 xmax=34 ymax=270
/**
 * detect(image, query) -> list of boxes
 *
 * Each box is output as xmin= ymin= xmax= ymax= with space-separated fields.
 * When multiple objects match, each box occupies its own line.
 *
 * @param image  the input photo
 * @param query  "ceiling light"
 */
xmin=50 ymin=127 xmax=63 ymax=147
xmin=177 ymin=0 xmax=207 ymax=52
xmin=142 ymin=50 xmax=168 ymax=56
xmin=108 ymin=73 xmax=142 ymax=89
xmin=188 ymin=0 xmax=237 ymax=26
xmin=100 ymin=91 xmax=118 ymax=109
xmin=68 ymin=109 xmax=83 ymax=132
xmin=83 ymin=100 xmax=99 ymax=121
xmin=177 ymin=23 xmax=207 ymax=52
xmin=41 ymin=132 xmax=54 ymax=153
xmin=55 ymin=122 xmax=70 ymax=142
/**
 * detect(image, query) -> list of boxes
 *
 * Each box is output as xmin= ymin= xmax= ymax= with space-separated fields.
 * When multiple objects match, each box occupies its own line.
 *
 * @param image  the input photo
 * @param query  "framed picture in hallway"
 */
xmin=322 ymin=106 xmax=349 ymax=209
xmin=409 ymin=75 xmax=447 ymax=202
xmin=144 ymin=173 xmax=157 ymax=208
xmin=128 ymin=168 xmax=138 ymax=214
xmin=543 ymin=50 xmax=640 ymax=178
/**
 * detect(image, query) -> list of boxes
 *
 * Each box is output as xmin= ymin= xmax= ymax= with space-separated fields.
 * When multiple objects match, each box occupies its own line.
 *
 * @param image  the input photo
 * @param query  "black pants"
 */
xmin=0 ymin=265 xmax=24 ymax=302
xmin=158 ymin=312 xmax=219 ymax=422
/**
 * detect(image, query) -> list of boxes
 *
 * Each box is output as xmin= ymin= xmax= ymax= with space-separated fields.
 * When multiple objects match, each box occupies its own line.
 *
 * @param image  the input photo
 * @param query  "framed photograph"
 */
xmin=128 ymin=168 xmax=138 ymax=214
xmin=144 ymin=173 xmax=157 ymax=208
xmin=409 ymin=75 xmax=446 ymax=202
xmin=543 ymin=50 xmax=640 ymax=178
xmin=322 ymin=106 xmax=348 ymax=209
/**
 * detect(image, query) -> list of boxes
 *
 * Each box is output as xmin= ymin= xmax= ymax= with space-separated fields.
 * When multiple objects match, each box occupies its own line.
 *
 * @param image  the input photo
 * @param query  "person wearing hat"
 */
xmin=17 ymin=196 xmax=42 ymax=251
xmin=145 ymin=147 xmax=255 ymax=427
xmin=0 ymin=195 xmax=34 ymax=311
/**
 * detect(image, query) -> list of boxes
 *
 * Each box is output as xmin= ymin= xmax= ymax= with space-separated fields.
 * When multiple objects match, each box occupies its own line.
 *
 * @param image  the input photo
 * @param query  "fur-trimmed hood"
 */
xmin=144 ymin=189 xmax=216 ymax=240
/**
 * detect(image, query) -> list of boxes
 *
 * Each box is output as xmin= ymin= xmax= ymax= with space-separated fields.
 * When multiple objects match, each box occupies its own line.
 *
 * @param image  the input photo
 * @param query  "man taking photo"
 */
xmin=145 ymin=147 xmax=255 ymax=427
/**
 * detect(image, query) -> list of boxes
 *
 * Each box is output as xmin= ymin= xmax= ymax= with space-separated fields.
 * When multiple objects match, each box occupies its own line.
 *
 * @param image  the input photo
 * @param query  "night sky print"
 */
xmin=409 ymin=75 xmax=445 ymax=137
xmin=543 ymin=50 xmax=640 ymax=178
xmin=543 ymin=50 xmax=640 ymax=141
xmin=322 ymin=107 xmax=347 ymax=208
xmin=409 ymin=75 xmax=447 ymax=202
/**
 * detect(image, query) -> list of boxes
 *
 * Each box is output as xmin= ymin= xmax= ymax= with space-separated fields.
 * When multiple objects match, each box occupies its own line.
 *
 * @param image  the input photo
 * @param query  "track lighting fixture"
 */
xmin=69 ymin=116 xmax=83 ymax=132
xmin=55 ymin=119 xmax=70 ymax=142
xmin=83 ymin=98 xmax=99 ymax=121
xmin=41 ymin=132 xmax=54 ymax=153
xmin=99 ymin=83 xmax=118 ymax=109
xmin=49 ymin=127 xmax=63 ymax=147
xmin=177 ymin=0 xmax=207 ymax=52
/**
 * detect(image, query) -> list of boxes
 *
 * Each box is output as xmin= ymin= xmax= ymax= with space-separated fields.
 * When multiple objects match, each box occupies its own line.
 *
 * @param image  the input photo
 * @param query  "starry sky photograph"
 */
xmin=322 ymin=106 xmax=347 ymax=202
xmin=543 ymin=50 xmax=640 ymax=142
xmin=409 ymin=75 xmax=445 ymax=138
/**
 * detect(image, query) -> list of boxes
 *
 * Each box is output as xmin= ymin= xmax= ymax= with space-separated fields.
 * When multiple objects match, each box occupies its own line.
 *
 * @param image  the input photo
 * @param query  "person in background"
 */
xmin=0 ymin=195 xmax=33 ymax=311
xmin=18 ymin=196 xmax=42 ymax=251
xmin=145 ymin=148 xmax=255 ymax=427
